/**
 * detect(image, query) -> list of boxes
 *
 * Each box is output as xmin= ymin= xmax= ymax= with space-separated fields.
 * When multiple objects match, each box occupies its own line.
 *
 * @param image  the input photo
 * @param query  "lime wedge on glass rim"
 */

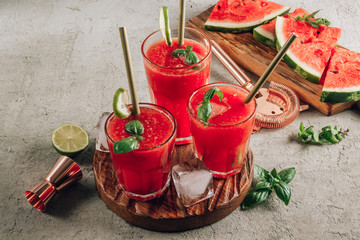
xmin=159 ymin=6 xmax=172 ymax=46
xmin=113 ymin=87 xmax=132 ymax=119
xmin=51 ymin=123 xmax=89 ymax=157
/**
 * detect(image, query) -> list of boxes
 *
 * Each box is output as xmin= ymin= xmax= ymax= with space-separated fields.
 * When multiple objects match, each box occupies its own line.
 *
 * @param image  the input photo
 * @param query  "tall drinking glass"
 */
xmin=142 ymin=27 xmax=211 ymax=145
xmin=187 ymin=83 xmax=257 ymax=178
xmin=105 ymin=103 xmax=176 ymax=201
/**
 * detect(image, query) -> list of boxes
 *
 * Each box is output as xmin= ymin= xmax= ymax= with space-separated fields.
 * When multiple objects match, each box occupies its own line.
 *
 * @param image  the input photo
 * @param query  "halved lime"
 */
xmin=159 ymin=6 xmax=172 ymax=46
xmin=113 ymin=87 xmax=132 ymax=119
xmin=51 ymin=124 xmax=89 ymax=157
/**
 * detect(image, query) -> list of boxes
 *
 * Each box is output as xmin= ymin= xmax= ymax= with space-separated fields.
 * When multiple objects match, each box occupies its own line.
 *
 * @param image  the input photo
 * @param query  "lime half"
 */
xmin=51 ymin=124 xmax=89 ymax=157
xmin=159 ymin=6 xmax=172 ymax=46
xmin=113 ymin=87 xmax=132 ymax=119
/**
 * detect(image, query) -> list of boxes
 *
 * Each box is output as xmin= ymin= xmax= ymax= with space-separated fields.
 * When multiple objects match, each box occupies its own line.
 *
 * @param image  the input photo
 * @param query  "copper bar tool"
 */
xmin=25 ymin=155 xmax=82 ymax=212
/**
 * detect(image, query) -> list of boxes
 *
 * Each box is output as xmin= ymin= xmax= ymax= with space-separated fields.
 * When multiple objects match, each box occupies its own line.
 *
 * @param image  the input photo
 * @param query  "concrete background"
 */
xmin=1 ymin=0 xmax=359 ymax=239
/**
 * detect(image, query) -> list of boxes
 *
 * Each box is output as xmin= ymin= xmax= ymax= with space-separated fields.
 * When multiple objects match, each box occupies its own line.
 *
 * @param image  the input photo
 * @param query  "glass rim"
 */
xmin=187 ymin=82 xmax=257 ymax=127
xmin=141 ymin=26 xmax=212 ymax=70
xmin=105 ymin=103 xmax=177 ymax=151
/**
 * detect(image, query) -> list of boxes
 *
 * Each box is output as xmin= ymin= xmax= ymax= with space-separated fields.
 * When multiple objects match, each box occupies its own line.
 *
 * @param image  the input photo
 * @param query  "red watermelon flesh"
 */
xmin=320 ymin=47 xmax=360 ymax=103
xmin=205 ymin=0 xmax=290 ymax=33
xmin=253 ymin=8 xmax=310 ymax=47
xmin=275 ymin=16 xmax=341 ymax=83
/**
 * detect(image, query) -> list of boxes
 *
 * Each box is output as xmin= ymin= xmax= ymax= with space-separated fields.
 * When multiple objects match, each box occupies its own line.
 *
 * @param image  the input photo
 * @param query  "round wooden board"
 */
xmin=93 ymin=144 xmax=254 ymax=232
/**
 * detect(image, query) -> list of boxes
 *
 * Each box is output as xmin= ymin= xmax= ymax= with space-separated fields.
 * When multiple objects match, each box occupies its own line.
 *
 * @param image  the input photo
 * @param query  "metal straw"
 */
xmin=244 ymin=33 xmax=298 ymax=103
xmin=178 ymin=0 xmax=186 ymax=46
xmin=119 ymin=27 xmax=140 ymax=115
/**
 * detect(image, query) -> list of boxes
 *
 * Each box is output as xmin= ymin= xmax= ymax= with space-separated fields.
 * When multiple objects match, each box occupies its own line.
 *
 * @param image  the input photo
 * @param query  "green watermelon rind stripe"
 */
xmin=320 ymin=89 xmax=360 ymax=103
xmin=205 ymin=7 xmax=290 ymax=33
xmin=253 ymin=27 xmax=276 ymax=48
xmin=275 ymin=16 xmax=322 ymax=84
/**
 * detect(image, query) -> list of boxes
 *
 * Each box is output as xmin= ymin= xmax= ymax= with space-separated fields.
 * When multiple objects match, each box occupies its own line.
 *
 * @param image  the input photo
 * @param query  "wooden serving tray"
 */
xmin=186 ymin=7 xmax=356 ymax=115
xmin=93 ymin=144 xmax=254 ymax=232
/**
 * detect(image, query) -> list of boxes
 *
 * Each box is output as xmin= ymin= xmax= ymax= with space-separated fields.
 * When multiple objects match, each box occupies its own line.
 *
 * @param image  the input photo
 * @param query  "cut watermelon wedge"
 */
xmin=275 ymin=16 xmax=341 ymax=84
xmin=253 ymin=8 xmax=309 ymax=48
xmin=320 ymin=47 xmax=360 ymax=103
xmin=205 ymin=0 xmax=290 ymax=33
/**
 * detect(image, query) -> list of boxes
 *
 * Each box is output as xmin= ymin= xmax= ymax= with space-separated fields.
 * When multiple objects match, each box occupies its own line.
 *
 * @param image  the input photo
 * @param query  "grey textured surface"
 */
xmin=1 ymin=0 xmax=359 ymax=239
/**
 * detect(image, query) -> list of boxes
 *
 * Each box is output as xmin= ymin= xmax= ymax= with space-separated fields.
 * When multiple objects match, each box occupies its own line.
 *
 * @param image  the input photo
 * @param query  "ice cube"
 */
xmin=172 ymin=157 xmax=214 ymax=207
xmin=208 ymin=99 xmax=231 ymax=119
xmin=95 ymin=112 xmax=111 ymax=152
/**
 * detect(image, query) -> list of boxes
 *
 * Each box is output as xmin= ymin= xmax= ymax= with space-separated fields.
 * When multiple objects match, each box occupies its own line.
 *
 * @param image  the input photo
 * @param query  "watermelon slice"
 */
xmin=320 ymin=47 xmax=360 ymax=103
xmin=253 ymin=8 xmax=309 ymax=48
xmin=275 ymin=16 xmax=341 ymax=84
xmin=205 ymin=0 xmax=290 ymax=33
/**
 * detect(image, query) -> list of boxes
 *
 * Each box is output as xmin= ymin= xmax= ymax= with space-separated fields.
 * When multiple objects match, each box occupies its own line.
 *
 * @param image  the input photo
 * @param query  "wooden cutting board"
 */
xmin=93 ymin=144 xmax=254 ymax=232
xmin=186 ymin=6 xmax=356 ymax=116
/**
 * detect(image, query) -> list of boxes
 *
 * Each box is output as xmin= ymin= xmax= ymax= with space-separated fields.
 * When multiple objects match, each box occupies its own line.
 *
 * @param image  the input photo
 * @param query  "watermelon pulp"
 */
xmin=320 ymin=47 xmax=360 ymax=103
xmin=205 ymin=0 xmax=290 ymax=33
xmin=275 ymin=16 xmax=341 ymax=84
xmin=253 ymin=8 xmax=309 ymax=48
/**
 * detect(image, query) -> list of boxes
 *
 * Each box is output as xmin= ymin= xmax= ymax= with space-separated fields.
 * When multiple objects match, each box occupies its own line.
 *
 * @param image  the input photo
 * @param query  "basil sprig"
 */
xmin=113 ymin=120 xmax=145 ymax=154
xmin=298 ymin=122 xmax=349 ymax=144
xmin=291 ymin=10 xmax=331 ymax=29
xmin=197 ymin=87 xmax=223 ymax=123
xmin=171 ymin=45 xmax=199 ymax=65
xmin=241 ymin=164 xmax=296 ymax=210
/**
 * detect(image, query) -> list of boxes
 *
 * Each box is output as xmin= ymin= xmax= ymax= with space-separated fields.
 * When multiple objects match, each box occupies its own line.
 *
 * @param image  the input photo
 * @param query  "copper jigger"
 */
xmin=25 ymin=156 xmax=82 ymax=212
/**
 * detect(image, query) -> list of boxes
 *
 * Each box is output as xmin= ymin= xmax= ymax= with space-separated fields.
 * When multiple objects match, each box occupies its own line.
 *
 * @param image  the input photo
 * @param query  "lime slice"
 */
xmin=113 ymin=87 xmax=132 ymax=119
xmin=159 ymin=6 xmax=172 ymax=46
xmin=51 ymin=124 xmax=89 ymax=157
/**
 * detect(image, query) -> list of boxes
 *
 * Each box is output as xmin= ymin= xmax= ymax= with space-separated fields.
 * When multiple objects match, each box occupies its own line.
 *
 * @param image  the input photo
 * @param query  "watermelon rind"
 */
xmin=253 ymin=26 xmax=276 ymax=48
xmin=205 ymin=7 xmax=290 ymax=33
xmin=320 ymin=88 xmax=360 ymax=103
xmin=275 ymin=16 xmax=322 ymax=84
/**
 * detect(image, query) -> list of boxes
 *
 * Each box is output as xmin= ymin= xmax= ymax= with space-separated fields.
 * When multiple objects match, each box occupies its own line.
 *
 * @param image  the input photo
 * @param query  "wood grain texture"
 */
xmin=186 ymin=6 xmax=356 ymax=116
xmin=93 ymin=144 xmax=254 ymax=232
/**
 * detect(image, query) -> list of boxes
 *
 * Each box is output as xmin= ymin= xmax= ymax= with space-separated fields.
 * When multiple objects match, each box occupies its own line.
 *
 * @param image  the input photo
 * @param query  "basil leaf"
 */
xmin=185 ymin=45 xmax=193 ymax=53
xmin=255 ymin=181 xmax=273 ymax=190
xmin=307 ymin=9 xmax=321 ymax=19
xmin=254 ymin=164 xmax=269 ymax=181
xmin=203 ymin=87 xmax=223 ymax=102
xmin=305 ymin=126 xmax=314 ymax=135
xmin=299 ymin=122 xmax=308 ymax=137
xmin=312 ymin=130 xmax=320 ymax=142
xmin=113 ymin=136 xmax=140 ymax=154
xmin=324 ymin=131 xmax=338 ymax=144
xmin=278 ymin=167 xmax=296 ymax=184
xmin=185 ymin=50 xmax=200 ymax=65
xmin=125 ymin=120 xmax=144 ymax=136
xmin=241 ymin=189 xmax=271 ymax=210
xmin=198 ymin=102 xmax=212 ymax=123
xmin=171 ymin=49 xmax=186 ymax=57
xmin=274 ymin=181 xmax=291 ymax=205
xmin=271 ymin=168 xmax=281 ymax=181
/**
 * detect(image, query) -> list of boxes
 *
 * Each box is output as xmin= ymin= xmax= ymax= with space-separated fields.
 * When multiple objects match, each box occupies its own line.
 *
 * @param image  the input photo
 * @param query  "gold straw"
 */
xmin=118 ymin=27 xmax=140 ymax=116
xmin=244 ymin=33 xmax=298 ymax=103
xmin=178 ymin=0 xmax=186 ymax=46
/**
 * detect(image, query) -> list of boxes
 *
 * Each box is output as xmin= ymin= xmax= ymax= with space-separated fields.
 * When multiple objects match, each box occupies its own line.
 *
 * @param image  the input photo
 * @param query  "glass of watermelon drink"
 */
xmin=187 ymin=83 xmax=257 ymax=179
xmin=105 ymin=103 xmax=176 ymax=201
xmin=141 ymin=27 xmax=211 ymax=145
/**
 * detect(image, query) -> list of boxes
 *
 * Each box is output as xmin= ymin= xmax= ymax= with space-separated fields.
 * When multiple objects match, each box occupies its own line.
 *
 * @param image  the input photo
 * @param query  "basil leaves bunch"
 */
xmin=171 ymin=45 xmax=199 ymax=66
xmin=298 ymin=122 xmax=349 ymax=144
xmin=113 ymin=120 xmax=145 ymax=154
xmin=241 ymin=164 xmax=296 ymax=210
xmin=291 ymin=10 xmax=331 ymax=29
xmin=197 ymin=87 xmax=223 ymax=123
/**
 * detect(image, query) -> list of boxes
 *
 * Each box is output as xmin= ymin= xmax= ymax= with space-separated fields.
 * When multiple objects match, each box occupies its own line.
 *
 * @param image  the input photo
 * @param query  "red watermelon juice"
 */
xmin=187 ymin=83 xmax=256 ymax=178
xmin=142 ymin=27 xmax=211 ymax=145
xmin=105 ymin=103 xmax=176 ymax=201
